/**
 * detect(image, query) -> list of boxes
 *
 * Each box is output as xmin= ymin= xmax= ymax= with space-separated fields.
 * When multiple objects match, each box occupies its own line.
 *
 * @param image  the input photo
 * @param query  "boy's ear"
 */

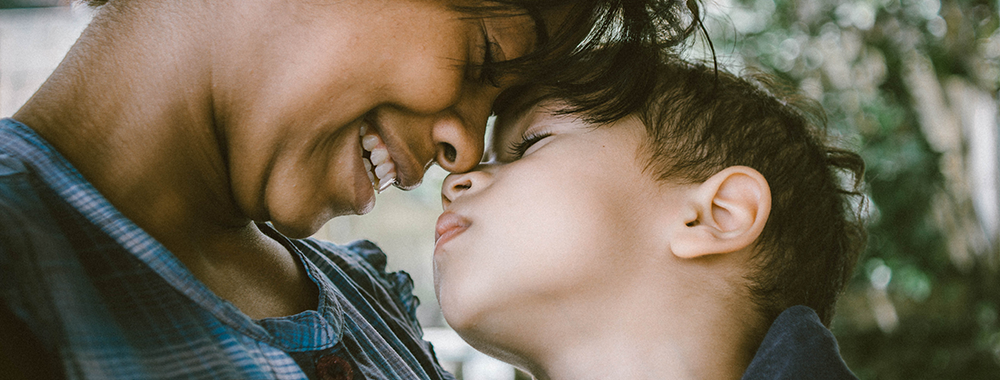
xmin=670 ymin=166 xmax=771 ymax=259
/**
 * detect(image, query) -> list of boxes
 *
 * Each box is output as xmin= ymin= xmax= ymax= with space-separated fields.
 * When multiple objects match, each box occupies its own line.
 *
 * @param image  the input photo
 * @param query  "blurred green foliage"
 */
xmin=700 ymin=0 xmax=1000 ymax=377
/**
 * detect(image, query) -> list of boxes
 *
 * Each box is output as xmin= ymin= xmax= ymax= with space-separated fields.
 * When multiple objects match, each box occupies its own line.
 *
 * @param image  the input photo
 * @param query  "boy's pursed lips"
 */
xmin=435 ymin=211 xmax=471 ymax=251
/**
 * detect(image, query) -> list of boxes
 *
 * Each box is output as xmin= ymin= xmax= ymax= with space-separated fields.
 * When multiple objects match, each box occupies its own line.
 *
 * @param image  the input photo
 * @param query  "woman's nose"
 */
xmin=432 ymin=113 xmax=486 ymax=174
xmin=430 ymin=80 xmax=501 ymax=174
xmin=440 ymin=167 xmax=493 ymax=209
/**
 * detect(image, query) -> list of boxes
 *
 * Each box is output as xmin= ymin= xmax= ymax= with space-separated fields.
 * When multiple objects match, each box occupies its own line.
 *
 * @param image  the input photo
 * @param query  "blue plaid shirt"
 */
xmin=0 ymin=118 xmax=454 ymax=380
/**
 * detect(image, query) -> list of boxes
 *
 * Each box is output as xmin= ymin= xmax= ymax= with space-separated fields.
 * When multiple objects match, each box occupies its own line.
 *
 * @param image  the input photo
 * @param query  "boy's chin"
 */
xmin=447 ymin=313 xmax=535 ymax=373
xmin=439 ymin=294 xmax=492 ymax=335
xmin=446 ymin=314 xmax=500 ymax=352
xmin=441 ymin=299 xmax=514 ymax=339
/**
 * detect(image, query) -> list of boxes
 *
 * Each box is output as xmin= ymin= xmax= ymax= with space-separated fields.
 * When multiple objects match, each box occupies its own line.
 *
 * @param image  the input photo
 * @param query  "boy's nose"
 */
xmin=440 ymin=168 xmax=492 ymax=209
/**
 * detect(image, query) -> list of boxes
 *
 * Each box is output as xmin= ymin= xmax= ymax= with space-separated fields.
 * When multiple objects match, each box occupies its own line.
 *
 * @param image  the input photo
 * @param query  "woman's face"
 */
xmin=213 ymin=0 xmax=547 ymax=237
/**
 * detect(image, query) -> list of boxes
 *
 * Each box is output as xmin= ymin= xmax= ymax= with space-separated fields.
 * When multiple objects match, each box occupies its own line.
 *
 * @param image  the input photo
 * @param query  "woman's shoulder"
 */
xmin=291 ymin=237 xmax=421 ymax=327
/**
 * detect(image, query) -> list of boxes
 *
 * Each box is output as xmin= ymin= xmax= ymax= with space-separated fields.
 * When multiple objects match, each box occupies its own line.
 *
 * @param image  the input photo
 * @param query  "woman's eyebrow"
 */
xmin=525 ymin=7 xmax=549 ymax=48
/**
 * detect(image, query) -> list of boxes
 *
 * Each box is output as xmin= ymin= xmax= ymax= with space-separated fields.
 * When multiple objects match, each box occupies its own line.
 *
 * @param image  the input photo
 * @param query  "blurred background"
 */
xmin=1 ymin=0 xmax=997 ymax=378
xmin=690 ymin=0 xmax=1000 ymax=378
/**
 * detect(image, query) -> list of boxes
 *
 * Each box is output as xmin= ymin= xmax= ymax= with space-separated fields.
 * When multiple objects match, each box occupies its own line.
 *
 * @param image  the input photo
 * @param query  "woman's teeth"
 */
xmin=360 ymin=125 xmax=397 ymax=193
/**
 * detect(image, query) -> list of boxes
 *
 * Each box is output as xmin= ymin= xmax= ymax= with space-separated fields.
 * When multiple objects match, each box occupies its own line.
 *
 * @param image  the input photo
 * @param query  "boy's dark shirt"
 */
xmin=742 ymin=305 xmax=859 ymax=380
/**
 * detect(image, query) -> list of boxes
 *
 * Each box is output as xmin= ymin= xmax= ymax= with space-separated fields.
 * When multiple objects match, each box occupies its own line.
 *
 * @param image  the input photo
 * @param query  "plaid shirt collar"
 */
xmin=0 ymin=118 xmax=343 ymax=351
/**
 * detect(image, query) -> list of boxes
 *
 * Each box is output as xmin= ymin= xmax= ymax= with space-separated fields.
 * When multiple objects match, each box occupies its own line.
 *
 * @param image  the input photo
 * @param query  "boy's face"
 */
xmin=435 ymin=102 xmax=687 ymax=339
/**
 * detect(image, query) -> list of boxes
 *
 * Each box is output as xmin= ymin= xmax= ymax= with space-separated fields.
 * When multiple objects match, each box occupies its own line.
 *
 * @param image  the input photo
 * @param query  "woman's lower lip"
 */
xmin=364 ymin=116 xmax=417 ymax=190
xmin=353 ymin=161 xmax=377 ymax=215
xmin=354 ymin=122 xmax=378 ymax=213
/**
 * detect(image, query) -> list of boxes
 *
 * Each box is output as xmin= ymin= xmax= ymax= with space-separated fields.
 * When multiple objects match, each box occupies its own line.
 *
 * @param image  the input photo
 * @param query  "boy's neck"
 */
xmin=511 ymin=273 xmax=757 ymax=380
xmin=540 ymin=316 xmax=750 ymax=379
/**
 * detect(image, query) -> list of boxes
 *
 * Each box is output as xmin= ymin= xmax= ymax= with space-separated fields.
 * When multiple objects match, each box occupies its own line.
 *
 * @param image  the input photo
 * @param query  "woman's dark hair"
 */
xmin=82 ymin=0 xmax=698 ymax=125
xmin=638 ymin=59 xmax=868 ymax=328
xmin=457 ymin=0 xmax=699 ymax=124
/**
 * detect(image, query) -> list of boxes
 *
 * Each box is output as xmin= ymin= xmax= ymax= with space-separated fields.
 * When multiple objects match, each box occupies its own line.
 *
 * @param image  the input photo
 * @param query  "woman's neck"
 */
xmin=10 ymin=2 xmax=320 ymax=319
xmin=13 ymin=1 xmax=241 ymax=243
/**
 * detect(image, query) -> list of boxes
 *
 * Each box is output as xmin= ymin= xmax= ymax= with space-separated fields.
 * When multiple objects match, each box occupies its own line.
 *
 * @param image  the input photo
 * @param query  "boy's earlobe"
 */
xmin=671 ymin=166 xmax=771 ymax=259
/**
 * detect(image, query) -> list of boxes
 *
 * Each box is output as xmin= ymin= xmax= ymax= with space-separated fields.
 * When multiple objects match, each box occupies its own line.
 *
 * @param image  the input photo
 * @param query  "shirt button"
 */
xmin=316 ymin=354 xmax=354 ymax=380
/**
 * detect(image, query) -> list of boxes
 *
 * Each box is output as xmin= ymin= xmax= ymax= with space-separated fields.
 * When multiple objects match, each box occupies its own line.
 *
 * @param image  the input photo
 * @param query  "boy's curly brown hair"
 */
xmin=637 ymin=58 xmax=868 ymax=328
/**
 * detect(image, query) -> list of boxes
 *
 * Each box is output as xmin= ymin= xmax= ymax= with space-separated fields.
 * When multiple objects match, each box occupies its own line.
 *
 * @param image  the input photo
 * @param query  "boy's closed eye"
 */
xmin=506 ymin=131 xmax=553 ymax=160
xmin=489 ymin=100 xmax=582 ymax=163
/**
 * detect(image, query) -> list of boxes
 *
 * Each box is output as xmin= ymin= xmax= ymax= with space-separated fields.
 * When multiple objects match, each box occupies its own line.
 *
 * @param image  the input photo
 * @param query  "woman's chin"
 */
xmin=267 ymin=184 xmax=375 ymax=239
xmin=267 ymin=204 xmax=341 ymax=239
xmin=269 ymin=217 xmax=326 ymax=239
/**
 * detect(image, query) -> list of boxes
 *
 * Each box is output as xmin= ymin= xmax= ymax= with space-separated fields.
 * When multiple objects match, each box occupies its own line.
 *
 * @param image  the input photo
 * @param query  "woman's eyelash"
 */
xmin=506 ymin=132 xmax=552 ymax=159
xmin=478 ymin=24 xmax=501 ymax=86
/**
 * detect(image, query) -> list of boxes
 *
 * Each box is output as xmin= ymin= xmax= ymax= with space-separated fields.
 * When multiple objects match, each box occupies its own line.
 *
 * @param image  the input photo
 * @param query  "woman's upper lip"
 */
xmin=435 ymin=211 xmax=471 ymax=247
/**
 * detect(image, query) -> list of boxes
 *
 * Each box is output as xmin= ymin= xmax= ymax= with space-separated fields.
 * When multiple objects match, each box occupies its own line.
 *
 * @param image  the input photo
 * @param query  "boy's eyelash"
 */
xmin=506 ymin=132 xmax=552 ymax=159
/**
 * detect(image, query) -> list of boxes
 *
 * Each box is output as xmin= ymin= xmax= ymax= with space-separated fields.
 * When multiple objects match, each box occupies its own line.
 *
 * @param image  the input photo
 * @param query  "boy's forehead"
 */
xmin=490 ymin=98 xmax=554 ymax=154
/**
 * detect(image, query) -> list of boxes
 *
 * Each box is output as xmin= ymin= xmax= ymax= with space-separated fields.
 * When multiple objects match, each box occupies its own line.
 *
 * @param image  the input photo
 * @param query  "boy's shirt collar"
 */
xmin=741 ymin=305 xmax=859 ymax=380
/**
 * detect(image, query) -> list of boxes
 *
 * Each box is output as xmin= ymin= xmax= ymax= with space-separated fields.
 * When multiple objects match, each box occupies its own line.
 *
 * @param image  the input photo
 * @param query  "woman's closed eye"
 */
xmin=506 ymin=132 xmax=552 ymax=159
xmin=477 ymin=22 xmax=504 ymax=86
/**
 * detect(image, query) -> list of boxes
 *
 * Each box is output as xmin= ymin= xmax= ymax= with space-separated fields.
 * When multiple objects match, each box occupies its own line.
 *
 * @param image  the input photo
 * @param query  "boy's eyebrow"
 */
xmin=493 ymin=82 xmax=550 ymax=120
